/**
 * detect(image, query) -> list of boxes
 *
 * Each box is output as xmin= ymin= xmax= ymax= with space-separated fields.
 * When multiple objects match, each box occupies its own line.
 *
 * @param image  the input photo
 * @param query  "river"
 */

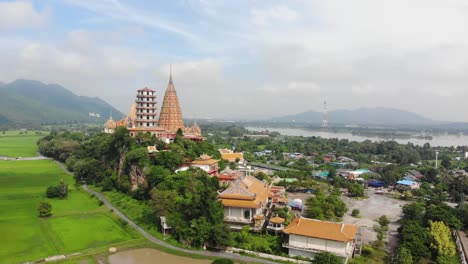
xmin=246 ymin=126 xmax=468 ymax=147
xmin=108 ymin=248 xmax=212 ymax=264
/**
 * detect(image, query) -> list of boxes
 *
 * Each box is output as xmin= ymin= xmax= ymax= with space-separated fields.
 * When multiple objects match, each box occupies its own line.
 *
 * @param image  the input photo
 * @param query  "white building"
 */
xmin=219 ymin=175 xmax=271 ymax=231
xmin=283 ymin=217 xmax=358 ymax=262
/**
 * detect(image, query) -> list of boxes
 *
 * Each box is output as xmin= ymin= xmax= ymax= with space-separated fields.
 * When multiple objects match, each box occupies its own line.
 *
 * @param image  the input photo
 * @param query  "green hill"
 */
xmin=0 ymin=79 xmax=123 ymax=124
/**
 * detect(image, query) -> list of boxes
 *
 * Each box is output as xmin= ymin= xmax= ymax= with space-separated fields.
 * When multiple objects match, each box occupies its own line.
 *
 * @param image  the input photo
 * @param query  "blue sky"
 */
xmin=2 ymin=0 xmax=468 ymax=121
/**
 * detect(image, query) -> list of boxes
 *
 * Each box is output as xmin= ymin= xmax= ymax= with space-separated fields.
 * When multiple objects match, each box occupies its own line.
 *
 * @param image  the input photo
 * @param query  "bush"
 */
xmin=377 ymin=215 xmax=390 ymax=227
xmin=212 ymin=259 xmax=234 ymax=264
xmin=351 ymin=209 xmax=360 ymax=217
xmin=38 ymin=200 xmax=52 ymax=218
xmin=98 ymin=200 xmax=104 ymax=206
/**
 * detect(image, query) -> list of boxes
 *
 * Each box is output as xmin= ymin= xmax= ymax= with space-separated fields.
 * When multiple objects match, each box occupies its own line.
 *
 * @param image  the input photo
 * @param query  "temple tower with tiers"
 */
xmin=135 ymin=87 xmax=157 ymax=127
xmin=158 ymin=70 xmax=184 ymax=133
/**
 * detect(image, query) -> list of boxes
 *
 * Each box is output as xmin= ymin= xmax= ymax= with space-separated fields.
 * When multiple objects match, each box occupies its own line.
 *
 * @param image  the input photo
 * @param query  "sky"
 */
xmin=1 ymin=0 xmax=468 ymax=121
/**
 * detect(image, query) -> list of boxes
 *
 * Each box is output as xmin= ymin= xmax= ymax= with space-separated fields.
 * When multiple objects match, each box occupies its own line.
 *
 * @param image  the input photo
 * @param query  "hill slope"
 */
xmin=273 ymin=107 xmax=441 ymax=126
xmin=0 ymin=79 xmax=123 ymax=124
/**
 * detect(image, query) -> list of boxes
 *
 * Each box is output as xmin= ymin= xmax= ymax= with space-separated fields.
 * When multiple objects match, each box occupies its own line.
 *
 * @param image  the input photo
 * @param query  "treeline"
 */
xmin=38 ymin=127 xmax=230 ymax=248
xmin=395 ymin=201 xmax=463 ymax=263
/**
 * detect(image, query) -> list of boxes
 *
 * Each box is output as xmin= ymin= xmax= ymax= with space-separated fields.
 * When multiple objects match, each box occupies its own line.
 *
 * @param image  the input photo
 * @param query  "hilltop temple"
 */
xmin=104 ymin=71 xmax=202 ymax=141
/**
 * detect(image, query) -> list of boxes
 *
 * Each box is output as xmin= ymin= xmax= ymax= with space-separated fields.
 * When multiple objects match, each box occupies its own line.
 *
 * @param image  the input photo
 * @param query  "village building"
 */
xmin=219 ymin=175 xmax=271 ymax=231
xmin=396 ymin=180 xmax=421 ymax=190
xmin=191 ymin=154 xmax=219 ymax=176
xmin=283 ymin=217 xmax=359 ymax=262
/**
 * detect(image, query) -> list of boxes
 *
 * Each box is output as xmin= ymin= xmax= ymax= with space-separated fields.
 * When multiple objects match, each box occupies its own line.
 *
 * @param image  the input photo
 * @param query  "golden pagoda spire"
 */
xmin=158 ymin=67 xmax=184 ymax=133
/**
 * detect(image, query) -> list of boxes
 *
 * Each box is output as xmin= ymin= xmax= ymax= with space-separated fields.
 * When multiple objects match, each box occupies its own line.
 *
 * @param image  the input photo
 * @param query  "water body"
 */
xmin=246 ymin=126 xmax=468 ymax=147
xmin=108 ymin=248 xmax=211 ymax=264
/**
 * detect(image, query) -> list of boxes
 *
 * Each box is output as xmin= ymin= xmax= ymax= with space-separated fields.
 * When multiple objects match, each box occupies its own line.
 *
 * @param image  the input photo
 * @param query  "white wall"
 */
xmin=288 ymin=234 xmax=350 ymax=257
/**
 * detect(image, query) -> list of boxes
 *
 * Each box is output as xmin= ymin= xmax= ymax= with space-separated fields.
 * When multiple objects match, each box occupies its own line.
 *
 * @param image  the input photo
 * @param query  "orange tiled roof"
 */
xmin=284 ymin=217 xmax=358 ymax=242
xmin=219 ymin=176 xmax=270 ymax=209
xmin=219 ymin=149 xmax=232 ymax=154
xmin=221 ymin=153 xmax=244 ymax=160
xmin=192 ymin=159 xmax=219 ymax=165
xmin=254 ymin=215 xmax=264 ymax=220
xmin=270 ymin=215 xmax=285 ymax=224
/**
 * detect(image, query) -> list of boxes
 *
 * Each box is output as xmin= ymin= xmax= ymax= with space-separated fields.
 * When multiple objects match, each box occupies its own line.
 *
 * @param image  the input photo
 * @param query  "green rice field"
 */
xmin=0 ymin=131 xmax=45 ymax=157
xmin=0 ymin=159 xmax=138 ymax=264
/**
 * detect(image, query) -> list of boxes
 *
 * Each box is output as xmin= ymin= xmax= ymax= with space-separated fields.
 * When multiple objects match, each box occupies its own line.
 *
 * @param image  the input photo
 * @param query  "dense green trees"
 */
xmin=150 ymin=169 xmax=230 ymax=248
xmin=231 ymin=226 xmax=281 ymax=254
xmin=347 ymin=183 xmax=364 ymax=197
xmin=305 ymin=189 xmax=347 ymax=221
xmin=429 ymin=221 xmax=456 ymax=260
xmin=394 ymin=247 xmax=413 ymax=264
xmin=312 ymin=251 xmax=343 ymax=264
xmin=397 ymin=201 xmax=461 ymax=262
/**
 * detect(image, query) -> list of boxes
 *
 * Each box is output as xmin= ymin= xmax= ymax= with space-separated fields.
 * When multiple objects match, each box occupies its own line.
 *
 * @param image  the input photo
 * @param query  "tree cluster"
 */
xmin=151 ymin=169 xmax=230 ymax=248
xmin=46 ymin=180 xmax=68 ymax=199
xmin=396 ymin=201 xmax=461 ymax=263
xmin=305 ymin=188 xmax=347 ymax=221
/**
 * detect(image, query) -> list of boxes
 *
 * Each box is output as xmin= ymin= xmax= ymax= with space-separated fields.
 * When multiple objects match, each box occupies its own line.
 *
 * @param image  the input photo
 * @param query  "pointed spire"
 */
xmin=169 ymin=64 xmax=173 ymax=84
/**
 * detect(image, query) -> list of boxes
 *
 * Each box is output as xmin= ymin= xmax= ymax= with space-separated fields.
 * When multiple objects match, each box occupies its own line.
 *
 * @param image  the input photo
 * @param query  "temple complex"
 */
xmin=104 ymin=70 xmax=203 ymax=141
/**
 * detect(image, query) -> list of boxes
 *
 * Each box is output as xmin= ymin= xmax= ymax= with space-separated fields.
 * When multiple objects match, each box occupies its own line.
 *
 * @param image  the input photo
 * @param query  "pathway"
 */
xmin=55 ymin=161 xmax=279 ymax=263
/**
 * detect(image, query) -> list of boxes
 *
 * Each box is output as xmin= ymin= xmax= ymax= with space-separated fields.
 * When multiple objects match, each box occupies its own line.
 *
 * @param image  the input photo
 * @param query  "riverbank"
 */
xmin=247 ymin=126 xmax=468 ymax=147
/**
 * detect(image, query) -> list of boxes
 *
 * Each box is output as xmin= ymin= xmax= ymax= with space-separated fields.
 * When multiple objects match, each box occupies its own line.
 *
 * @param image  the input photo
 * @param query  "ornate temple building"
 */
xmin=104 ymin=71 xmax=203 ymax=141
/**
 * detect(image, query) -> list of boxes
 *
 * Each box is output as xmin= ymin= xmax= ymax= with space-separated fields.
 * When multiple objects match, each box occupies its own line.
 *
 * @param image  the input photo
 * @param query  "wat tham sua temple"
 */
xmin=104 ymin=71 xmax=202 ymax=141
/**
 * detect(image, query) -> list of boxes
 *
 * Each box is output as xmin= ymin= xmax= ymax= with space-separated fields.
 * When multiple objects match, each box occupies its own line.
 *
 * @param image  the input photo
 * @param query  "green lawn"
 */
xmin=0 ymin=131 xmax=45 ymax=157
xmin=0 ymin=160 xmax=139 ymax=264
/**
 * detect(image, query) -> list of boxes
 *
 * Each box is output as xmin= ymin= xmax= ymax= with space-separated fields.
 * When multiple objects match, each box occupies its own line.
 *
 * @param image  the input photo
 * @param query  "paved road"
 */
xmin=82 ymin=185 xmax=278 ymax=264
xmin=0 ymin=155 xmax=50 ymax=161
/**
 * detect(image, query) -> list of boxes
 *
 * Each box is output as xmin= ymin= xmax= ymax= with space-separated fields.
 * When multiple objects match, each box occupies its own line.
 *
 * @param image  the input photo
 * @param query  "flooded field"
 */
xmin=108 ymin=248 xmax=212 ymax=264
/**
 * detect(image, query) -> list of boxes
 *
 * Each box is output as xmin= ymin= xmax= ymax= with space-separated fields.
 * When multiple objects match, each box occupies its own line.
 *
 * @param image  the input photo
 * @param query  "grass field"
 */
xmin=0 ymin=130 xmax=46 ymax=157
xmin=0 ymin=159 xmax=139 ymax=264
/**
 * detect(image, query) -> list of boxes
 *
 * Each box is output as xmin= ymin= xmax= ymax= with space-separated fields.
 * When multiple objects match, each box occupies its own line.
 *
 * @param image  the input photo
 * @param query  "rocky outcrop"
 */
xmin=129 ymin=164 xmax=148 ymax=191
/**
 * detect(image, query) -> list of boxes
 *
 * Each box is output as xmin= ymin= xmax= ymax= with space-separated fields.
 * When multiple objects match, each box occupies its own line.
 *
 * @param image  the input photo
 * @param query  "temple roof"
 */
xmin=270 ymin=215 xmax=285 ymax=224
xmin=284 ymin=217 xmax=358 ymax=242
xmin=138 ymin=87 xmax=154 ymax=92
xmin=219 ymin=176 xmax=270 ymax=208
xmin=104 ymin=116 xmax=116 ymax=129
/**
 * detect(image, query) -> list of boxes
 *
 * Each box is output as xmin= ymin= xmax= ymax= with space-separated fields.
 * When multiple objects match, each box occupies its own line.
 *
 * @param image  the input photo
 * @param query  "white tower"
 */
xmin=321 ymin=101 xmax=328 ymax=128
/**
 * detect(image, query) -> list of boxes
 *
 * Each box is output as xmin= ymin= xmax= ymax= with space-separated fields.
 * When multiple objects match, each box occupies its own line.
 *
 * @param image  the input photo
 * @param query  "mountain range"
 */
xmin=272 ymin=107 xmax=448 ymax=126
xmin=0 ymin=79 xmax=123 ymax=124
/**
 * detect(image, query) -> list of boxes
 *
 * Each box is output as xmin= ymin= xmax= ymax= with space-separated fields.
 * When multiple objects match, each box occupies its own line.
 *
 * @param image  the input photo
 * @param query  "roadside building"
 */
xmin=283 ymin=217 xmax=358 ymax=262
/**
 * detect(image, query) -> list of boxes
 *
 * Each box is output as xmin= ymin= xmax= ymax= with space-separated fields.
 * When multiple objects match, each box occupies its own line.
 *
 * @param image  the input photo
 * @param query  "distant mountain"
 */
xmin=0 ymin=79 xmax=123 ymax=124
xmin=273 ymin=107 xmax=444 ymax=126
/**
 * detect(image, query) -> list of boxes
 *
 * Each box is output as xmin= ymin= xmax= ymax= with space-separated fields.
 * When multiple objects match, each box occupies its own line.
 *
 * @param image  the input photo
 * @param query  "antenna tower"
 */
xmin=321 ymin=101 xmax=328 ymax=128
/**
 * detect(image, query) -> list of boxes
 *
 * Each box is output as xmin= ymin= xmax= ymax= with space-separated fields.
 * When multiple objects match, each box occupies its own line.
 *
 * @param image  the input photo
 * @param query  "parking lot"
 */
xmin=341 ymin=188 xmax=409 ymax=253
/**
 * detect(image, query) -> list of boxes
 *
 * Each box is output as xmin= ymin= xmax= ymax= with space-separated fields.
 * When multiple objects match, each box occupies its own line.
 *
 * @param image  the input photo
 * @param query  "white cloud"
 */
xmin=156 ymin=59 xmax=226 ymax=119
xmin=0 ymin=1 xmax=49 ymax=30
xmin=251 ymin=6 xmax=298 ymax=25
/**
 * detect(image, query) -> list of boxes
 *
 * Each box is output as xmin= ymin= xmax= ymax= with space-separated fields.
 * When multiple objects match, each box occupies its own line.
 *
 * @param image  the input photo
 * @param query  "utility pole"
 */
xmin=435 ymin=151 xmax=439 ymax=169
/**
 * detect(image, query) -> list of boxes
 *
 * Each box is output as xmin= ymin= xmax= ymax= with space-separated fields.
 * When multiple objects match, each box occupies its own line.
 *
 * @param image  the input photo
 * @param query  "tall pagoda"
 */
xmin=135 ymin=87 xmax=157 ymax=127
xmin=158 ymin=71 xmax=184 ymax=133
